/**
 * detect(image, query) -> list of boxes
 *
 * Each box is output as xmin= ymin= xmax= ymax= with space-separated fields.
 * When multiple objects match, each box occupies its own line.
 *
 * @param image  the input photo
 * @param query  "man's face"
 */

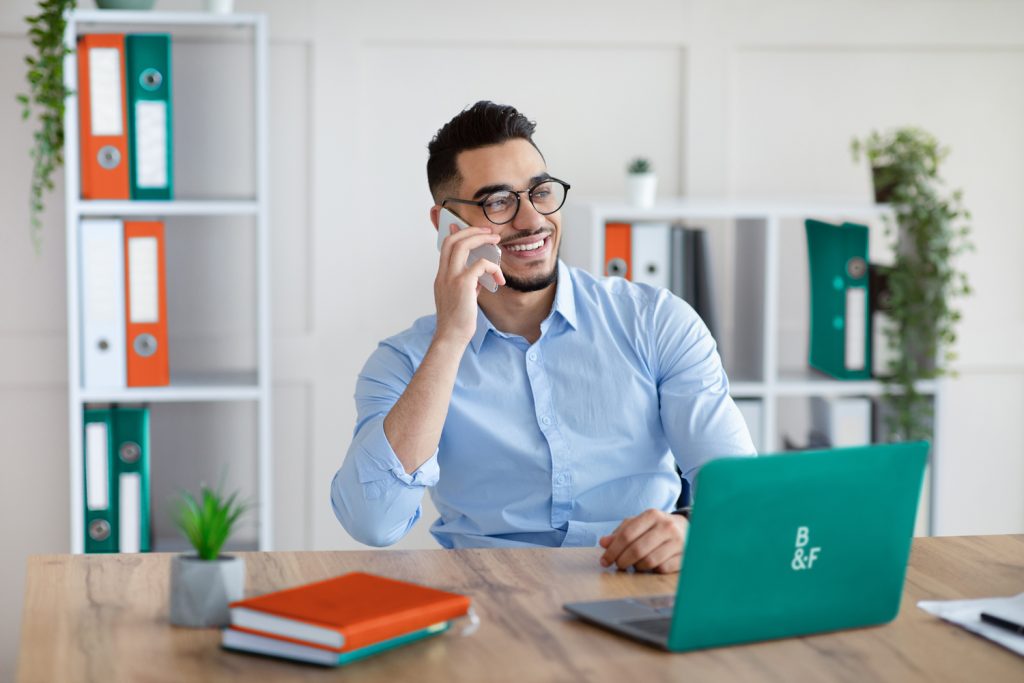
xmin=449 ymin=139 xmax=561 ymax=293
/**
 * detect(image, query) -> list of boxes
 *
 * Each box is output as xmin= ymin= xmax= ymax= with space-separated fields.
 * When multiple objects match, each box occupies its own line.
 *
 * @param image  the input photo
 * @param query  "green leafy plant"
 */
xmin=18 ymin=0 xmax=77 ymax=252
xmin=851 ymin=127 xmax=973 ymax=441
xmin=173 ymin=484 xmax=251 ymax=560
xmin=627 ymin=157 xmax=652 ymax=174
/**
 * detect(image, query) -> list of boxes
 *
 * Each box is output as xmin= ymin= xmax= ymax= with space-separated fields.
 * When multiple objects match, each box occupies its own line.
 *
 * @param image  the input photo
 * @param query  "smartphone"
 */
xmin=437 ymin=207 xmax=502 ymax=293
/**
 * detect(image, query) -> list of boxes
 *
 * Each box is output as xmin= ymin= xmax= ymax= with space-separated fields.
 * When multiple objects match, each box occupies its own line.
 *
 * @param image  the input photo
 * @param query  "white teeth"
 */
xmin=508 ymin=238 xmax=545 ymax=252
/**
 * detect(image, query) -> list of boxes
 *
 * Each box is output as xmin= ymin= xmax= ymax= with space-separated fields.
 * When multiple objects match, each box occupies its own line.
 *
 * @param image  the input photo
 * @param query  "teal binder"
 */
xmin=83 ymin=408 xmax=118 ymax=553
xmin=112 ymin=406 xmax=152 ymax=552
xmin=126 ymin=34 xmax=173 ymax=200
xmin=805 ymin=219 xmax=871 ymax=380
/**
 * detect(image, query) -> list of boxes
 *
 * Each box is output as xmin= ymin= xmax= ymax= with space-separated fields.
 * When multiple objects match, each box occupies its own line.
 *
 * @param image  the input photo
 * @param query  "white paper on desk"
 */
xmin=918 ymin=592 xmax=1024 ymax=657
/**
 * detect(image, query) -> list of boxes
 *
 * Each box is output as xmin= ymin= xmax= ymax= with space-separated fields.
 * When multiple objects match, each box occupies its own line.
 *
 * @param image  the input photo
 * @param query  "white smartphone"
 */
xmin=437 ymin=207 xmax=502 ymax=293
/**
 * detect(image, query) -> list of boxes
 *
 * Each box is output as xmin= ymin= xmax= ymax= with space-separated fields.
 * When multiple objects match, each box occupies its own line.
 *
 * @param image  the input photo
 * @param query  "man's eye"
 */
xmin=532 ymin=189 xmax=551 ymax=200
xmin=485 ymin=197 xmax=511 ymax=211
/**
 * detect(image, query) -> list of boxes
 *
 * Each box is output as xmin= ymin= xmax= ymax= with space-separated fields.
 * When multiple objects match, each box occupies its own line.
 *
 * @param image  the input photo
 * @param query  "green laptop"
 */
xmin=564 ymin=441 xmax=928 ymax=651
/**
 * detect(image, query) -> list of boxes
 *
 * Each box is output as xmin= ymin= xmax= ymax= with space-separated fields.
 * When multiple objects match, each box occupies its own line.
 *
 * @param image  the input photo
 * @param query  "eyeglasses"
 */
xmin=442 ymin=177 xmax=571 ymax=225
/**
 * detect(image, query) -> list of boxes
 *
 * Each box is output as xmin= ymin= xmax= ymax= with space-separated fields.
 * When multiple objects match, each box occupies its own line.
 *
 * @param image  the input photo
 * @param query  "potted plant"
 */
xmin=18 ymin=0 xmax=77 ymax=252
xmin=626 ymin=157 xmax=657 ymax=208
xmin=851 ymin=127 xmax=973 ymax=441
xmin=169 ymin=483 xmax=251 ymax=628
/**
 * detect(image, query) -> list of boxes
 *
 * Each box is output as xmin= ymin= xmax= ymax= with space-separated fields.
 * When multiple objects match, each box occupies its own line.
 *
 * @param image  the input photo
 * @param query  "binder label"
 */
xmin=85 ymin=422 xmax=110 ymax=510
xmin=128 ymin=237 xmax=160 ymax=323
xmin=844 ymin=288 xmax=866 ymax=371
xmin=134 ymin=100 xmax=168 ymax=188
xmin=88 ymin=47 xmax=123 ymax=136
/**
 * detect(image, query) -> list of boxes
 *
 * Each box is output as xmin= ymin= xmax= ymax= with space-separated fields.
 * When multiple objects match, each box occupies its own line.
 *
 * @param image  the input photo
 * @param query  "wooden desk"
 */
xmin=17 ymin=535 xmax=1024 ymax=682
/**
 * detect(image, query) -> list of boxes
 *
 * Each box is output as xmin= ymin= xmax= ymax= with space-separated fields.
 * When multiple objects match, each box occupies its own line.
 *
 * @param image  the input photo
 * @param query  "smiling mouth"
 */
xmin=501 ymin=230 xmax=552 ymax=252
xmin=506 ymin=236 xmax=547 ymax=253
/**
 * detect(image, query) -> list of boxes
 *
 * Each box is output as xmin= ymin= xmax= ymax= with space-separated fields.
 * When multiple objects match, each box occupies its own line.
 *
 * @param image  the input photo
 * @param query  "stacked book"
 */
xmin=221 ymin=572 xmax=473 ymax=667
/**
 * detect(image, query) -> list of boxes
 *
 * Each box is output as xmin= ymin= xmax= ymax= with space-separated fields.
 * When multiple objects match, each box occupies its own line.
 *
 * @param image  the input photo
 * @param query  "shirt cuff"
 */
xmin=354 ymin=421 xmax=440 ymax=488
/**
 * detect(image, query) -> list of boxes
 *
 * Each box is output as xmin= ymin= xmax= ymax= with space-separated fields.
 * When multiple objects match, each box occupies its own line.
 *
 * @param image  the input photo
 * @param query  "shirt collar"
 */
xmin=468 ymin=260 xmax=578 ymax=354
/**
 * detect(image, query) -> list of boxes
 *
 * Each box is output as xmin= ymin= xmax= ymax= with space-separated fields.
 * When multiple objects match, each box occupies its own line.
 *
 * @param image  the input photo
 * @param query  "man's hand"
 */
xmin=599 ymin=509 xmax=688 ymax=574
xmin=434 ymin=224 xmax=505 ymax=348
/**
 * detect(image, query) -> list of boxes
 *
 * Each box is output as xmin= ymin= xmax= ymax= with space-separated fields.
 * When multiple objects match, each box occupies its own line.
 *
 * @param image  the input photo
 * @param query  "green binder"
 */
xmin=805 ymin=219 xmax=871 ymax=380
xmin=126 ymin=34 xmax=173 ymax=200
xmin=83 ymin=409 xmax=118 ymax=553
xmin=112 ymin=406 xmax=152 ymax=553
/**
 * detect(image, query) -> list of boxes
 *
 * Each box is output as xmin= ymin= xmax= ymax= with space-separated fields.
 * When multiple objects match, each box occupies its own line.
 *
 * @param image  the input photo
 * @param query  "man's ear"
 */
xmin=430 ymin=204 xmax=441 ymax=232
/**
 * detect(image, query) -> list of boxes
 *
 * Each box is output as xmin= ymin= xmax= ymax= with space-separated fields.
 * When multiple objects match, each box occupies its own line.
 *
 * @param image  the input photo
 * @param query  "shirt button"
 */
xmin=541 ymin=416 xmax=552 ymax=426
xmin=528 ymin=352 xmax=538 ymax=362
xmin=556 ymin=473 xmax=568 ymax=485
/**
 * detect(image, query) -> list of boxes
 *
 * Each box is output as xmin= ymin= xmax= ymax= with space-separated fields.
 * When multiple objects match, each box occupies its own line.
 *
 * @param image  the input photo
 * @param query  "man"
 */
xmin=332 ymin=101 xmax=754 ymax=573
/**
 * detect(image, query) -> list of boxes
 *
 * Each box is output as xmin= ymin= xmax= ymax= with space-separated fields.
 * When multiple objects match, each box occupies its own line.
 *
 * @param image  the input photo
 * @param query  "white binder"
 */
xmin=80 ymin=219 xmax=127 ymax=389
xmin=630 ymin=222 xmax=671 ymax=289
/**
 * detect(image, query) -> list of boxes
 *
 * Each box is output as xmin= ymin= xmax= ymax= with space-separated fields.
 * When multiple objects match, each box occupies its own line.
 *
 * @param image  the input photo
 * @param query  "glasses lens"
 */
xmin=482 ymin=190 xmax=518 ymax=224
xmin=529 ymin=181 xmax=567 ymax=215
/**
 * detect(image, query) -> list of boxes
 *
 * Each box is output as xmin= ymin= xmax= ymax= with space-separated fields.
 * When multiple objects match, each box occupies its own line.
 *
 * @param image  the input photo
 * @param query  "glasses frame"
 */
xmin=441 ymin=177 xmax=571 ymax=225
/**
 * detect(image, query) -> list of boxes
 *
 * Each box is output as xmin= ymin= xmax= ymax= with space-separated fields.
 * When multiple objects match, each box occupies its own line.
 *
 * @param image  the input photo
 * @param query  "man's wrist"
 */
xmin=670 ymin=506 xmax=692 ymax=520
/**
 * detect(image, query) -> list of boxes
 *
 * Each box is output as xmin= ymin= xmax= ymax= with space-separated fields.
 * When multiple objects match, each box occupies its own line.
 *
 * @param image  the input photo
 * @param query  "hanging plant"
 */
xmin=851 ymin=127 xmax=974 ymax=441
xmin=18 ymin=0 xmax=77 ymax=252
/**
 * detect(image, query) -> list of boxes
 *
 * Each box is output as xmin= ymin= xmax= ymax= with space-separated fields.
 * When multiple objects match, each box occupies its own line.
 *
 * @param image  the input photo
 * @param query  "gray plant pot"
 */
xmin=169 ymin=554 xmax=245 ymax=628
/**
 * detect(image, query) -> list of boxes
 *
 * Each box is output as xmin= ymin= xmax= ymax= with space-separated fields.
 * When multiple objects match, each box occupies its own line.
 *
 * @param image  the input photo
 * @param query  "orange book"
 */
xmin=604 ymin=222 xmax=632 ymax=279
xmin=229 ymin=572 xmax=472 ymax=652
xmin=78 ymin=34 xmax=130 ymax=199
xmin=124 ymin=221 xmax=169 ymax=386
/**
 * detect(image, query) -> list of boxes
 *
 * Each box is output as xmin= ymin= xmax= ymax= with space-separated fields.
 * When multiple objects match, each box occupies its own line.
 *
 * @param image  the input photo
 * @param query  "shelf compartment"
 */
xmin=78 ymin=370 xmax=261 ymax=403
xmin=75 ymin=200 xmax=259 ymax=217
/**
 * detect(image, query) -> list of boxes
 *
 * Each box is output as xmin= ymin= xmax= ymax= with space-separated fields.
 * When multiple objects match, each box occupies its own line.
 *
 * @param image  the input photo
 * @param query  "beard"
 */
xmin=502 ymin=264 xmax=558 ymax=292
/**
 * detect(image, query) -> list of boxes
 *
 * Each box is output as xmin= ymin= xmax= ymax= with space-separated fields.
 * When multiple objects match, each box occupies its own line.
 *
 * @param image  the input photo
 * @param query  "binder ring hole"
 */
xmin=133 ymin=333 xmax=158 ymax=358
xmin=606 ymin=257 xmax=628 ymax=277
xmin=120 ymin=442 xmax=141 ymax=464
xmin=97 ymin=145 xmax=121 ymax=170
xmin=846 ymin=257 xmax=867 ymax=280
xmin=89 ymin=519 xmax=111 ymax=542
xmin=97 ymin=339 xmax=109 ymax=351
xmin=140 ymin=68 xmax=163 ymax=91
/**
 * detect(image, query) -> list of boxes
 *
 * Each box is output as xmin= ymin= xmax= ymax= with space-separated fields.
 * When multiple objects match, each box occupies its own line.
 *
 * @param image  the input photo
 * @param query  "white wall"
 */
xmin=2 ymin=0 xmax=1023 ymax=676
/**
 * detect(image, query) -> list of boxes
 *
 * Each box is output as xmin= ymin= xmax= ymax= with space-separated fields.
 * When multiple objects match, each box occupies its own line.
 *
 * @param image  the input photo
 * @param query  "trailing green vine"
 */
xmin=851 ymin=128 xmax=973 ymax=441
xmin=18 ymin=0 xmax=76 ymax=253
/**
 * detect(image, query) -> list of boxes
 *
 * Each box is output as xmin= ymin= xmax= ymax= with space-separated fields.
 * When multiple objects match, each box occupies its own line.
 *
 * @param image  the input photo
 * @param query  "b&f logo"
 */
xmin=791 ymin=526 xmax=821 ymax=571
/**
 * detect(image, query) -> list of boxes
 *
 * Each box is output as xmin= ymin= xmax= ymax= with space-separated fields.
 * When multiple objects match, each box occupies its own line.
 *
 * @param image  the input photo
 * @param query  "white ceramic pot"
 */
xmin=169 ymin=554 xmax=245 ymax=628
xmin=204 ymin=0 xmax=234 ymax=14
xmin=627 ymin=173 xmax=657 ymax=208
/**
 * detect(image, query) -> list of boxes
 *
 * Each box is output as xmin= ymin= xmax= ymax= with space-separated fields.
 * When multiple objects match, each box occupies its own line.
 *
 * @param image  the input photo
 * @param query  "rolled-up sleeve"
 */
xmin=331 ymin=342 xmax=440 ymax=547
xmin=648 ymin=290 xmax=756 ymax=481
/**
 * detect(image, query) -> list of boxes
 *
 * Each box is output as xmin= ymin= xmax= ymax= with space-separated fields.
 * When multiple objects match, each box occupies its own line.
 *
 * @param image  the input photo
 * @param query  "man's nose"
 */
xmin=511 ymin=195 xmax=547 ymax=232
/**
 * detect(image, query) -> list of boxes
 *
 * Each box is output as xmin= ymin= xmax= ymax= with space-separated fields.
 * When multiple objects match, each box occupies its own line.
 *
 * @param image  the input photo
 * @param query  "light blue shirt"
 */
xmin=331 ymin=261 xmax=755 ymax=549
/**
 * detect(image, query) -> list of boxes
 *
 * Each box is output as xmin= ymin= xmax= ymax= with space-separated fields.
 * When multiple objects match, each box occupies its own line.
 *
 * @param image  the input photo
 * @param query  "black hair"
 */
xmin=426 ymin=101 xmax=540 ymax=202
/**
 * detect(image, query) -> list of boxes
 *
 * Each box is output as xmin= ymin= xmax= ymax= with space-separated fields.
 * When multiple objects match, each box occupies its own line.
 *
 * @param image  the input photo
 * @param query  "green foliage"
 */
xmin=627 ymin=157 xmax=652 ymax=174
xmin=19 ymin=0 xmax=76 ymax=253
xmin=173 ymin=484 xmax=251 ymax=561
xmin=851 ymin=128 xmax=973 ymax=441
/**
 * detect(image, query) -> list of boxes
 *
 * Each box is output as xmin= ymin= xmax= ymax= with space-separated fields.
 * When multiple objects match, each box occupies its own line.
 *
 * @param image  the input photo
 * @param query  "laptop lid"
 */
xmin=667 ymin=441 xmax=928 ymax=652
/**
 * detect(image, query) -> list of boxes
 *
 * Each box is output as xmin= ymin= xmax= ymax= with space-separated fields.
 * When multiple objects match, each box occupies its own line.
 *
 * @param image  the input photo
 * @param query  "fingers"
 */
xmin=600 ymin=510 xmax=658 ymax=569
xmin=467 ymin=255 xmax=506 ymax=288
xmin=600 ymin=510 xmax=686 ymax=572
xmin=439 ymin=225 xmax=499 ymax=275
xmin=652 ymin=552 xmax=682 ymax=575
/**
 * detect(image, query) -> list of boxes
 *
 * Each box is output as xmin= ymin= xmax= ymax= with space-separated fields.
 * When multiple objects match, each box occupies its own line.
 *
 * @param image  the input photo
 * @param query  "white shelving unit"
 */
xmin=63 ymin=10 xmax=272 ymax=553
xmin=563 ymin=198 xmax=939 ymax=534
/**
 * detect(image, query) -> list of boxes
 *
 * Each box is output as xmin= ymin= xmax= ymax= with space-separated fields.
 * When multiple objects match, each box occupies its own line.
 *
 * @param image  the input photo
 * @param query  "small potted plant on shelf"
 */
xmin=169 ymin=482 xmax=251 ymax=628
xmin=851 ymin=127 xmax=973 ymax=441
xmin=626 ymin=157 xmax=657 ymax=208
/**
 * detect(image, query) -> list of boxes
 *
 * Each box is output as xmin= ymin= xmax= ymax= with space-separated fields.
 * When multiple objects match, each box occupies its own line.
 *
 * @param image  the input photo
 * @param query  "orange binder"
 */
xmin=229 ymin=572 xmax=472 ymax=652
xmin=124 ymin=221 xmax=169 ymax=386
xmin=604 ymin=222 xmax=632 ymax=279
xmin=78 ymin=34 xmax=130 ymax=199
